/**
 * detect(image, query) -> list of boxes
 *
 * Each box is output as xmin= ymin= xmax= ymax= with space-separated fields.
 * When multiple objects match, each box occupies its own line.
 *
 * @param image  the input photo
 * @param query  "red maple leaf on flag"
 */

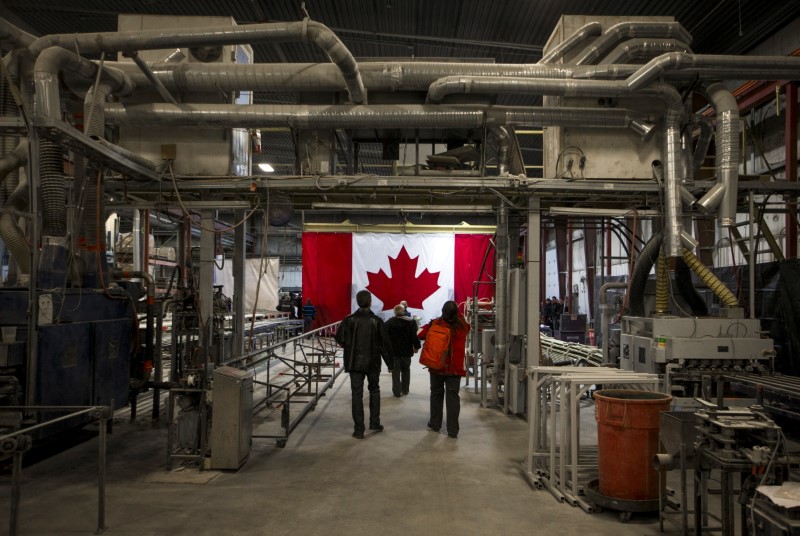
xmin=366 ymin=246 xmax=441 ymax=311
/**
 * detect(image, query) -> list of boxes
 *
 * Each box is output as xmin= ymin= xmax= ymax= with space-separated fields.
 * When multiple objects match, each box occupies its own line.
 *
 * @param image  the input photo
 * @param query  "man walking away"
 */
xmin=302 ymin=299 xmax=316 ymax=332
xmin=385 ymin=304 xmax=421 ymax=397
xmin=334 ymin=290 xmax=393 ymax=438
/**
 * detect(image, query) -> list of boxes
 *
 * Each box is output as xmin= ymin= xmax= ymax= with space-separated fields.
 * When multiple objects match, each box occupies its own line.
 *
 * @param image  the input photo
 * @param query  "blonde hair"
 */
xmin=393 ymin=304 xmax=405 ymax=316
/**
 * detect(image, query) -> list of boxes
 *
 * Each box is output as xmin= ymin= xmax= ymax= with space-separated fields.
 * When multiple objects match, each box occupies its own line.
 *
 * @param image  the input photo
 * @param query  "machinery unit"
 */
xmin=749 ymin=484 xmax=800 ymax=536
xmin=620 ymin=316 xmax=774 ymax=379
xmin=555 ymin=313 xmax=586 ymax=344
xmin=210 ymin=366 xmax=254 ymax=470
xmin=0 ymin=288 xmax=135 ymax=434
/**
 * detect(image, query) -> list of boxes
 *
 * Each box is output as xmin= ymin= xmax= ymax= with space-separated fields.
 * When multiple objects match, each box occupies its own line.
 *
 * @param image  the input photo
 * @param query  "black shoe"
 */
xmin=353 ymin=431 xmax=364 ymax=439
xmin=402 ymin=391 xmax=409 ymax=396
xmin=369 ymin=424 xmax=384 ymax=432
xmin=427 ymin=423 xmax=440 ymax=432
xmin=393 ymin=394 xmax=401 ymax=398
xmin=448 ymin=433 xmax=458 ymax=439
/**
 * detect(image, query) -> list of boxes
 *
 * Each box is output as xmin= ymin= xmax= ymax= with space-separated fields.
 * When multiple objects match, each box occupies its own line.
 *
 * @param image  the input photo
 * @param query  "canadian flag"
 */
xmin=302 ymin=232 xmax=494 ymax=328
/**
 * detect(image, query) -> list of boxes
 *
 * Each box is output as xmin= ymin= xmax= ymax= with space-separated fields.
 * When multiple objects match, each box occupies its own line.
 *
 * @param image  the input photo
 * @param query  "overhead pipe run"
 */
xmin=28 ymin=18 xmax=367 ymax=104
xmin=574 ymin=21 xmax=693 ymax=65
xmin=599 ymin=39 xmax=693 ymax=65
xmin=539 ymin=22 xmax=603 ymax=64
xmin=106 ymin=54 xmax=800 ymax=97
xmin=103 ymin=103 xmax=655 ymax=131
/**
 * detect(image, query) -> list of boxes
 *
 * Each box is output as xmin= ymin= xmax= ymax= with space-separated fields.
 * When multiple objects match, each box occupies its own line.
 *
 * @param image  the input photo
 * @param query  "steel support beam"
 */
xmin=786 ymin=82 xmax=798 ymax=259
xmin=527 ymin=197 xmax=542 ymax=368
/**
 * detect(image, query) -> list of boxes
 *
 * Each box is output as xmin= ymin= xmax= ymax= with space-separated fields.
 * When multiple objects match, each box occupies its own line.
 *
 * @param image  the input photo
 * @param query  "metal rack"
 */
xmin=525 ymin=366 xmax=660 ymax=512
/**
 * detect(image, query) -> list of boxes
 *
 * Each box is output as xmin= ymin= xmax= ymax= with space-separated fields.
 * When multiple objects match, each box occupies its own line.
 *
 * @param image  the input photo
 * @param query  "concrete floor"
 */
xmin=1 ymin=364 xmax=668 ymax=535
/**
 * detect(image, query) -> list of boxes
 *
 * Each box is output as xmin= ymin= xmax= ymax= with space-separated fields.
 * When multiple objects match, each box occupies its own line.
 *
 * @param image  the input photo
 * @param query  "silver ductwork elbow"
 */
xmin=539 ymin=22 xmax=602 ymax=64
xmin=600 ymin=38 xmax=692 ymax=65
xmin=630 ymin=119 xmax=657 ymax=142
xmin=575 ymin=22 xmax=692 ymax=65
xmin=696 ymin=182 xmax=726 ymax=214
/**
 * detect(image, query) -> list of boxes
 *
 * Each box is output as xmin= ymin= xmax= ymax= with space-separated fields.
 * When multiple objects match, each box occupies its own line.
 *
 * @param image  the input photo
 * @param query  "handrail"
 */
xmin=0 ymin=405 xmax=111 ymax=536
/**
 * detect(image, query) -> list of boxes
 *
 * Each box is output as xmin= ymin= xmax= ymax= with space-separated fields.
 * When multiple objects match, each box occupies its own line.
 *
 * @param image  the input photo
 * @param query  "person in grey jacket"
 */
xmin=385 ymin=304 xmax=421 ymax=397
xmin=334 ymin=290 xmax=393 ymax=439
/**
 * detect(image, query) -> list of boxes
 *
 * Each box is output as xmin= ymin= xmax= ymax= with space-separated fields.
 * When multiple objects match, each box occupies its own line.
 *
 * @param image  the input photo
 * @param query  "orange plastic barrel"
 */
xmin=594 ymin=389 xmax=672 ymax=500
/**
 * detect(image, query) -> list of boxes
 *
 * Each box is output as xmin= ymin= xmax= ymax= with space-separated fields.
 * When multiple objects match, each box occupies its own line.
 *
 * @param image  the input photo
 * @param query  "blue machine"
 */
xmin=0 ymin=288 xmax=135 ymax=432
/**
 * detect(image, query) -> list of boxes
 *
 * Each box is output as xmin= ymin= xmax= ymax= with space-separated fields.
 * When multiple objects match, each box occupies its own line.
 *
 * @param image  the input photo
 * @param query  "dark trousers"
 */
xmin=391 ymin=355 xmax=412 ymax=396
xmin=350 ymin=371 xmax=380 ymax=433
xmin=429 ymin=373 xmax=461 ymax=436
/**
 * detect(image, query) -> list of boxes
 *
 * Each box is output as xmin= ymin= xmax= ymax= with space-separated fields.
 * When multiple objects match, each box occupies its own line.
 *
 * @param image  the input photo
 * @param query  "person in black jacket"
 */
xmin=334 ymin=290 xmax=393 ymax=439
xmin=385 ymin=304 xmax=421 ymax=397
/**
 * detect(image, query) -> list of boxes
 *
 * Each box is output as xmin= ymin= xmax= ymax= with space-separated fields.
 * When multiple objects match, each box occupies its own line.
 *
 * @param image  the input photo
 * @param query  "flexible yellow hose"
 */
xmin=655 ymin=252 xmax=669 ymax=314
xmin=681 ymin=249 xmax=739 ymax=308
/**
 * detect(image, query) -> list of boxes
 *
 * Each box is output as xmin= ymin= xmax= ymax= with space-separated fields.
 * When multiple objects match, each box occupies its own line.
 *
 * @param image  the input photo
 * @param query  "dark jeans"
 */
xmin=429 ymin=373 xmax=461 ymax=436
xmin=391 ymin=355 xmax=412 ymax=396
xmin=350 ymin=371 xmax=380 ymax=434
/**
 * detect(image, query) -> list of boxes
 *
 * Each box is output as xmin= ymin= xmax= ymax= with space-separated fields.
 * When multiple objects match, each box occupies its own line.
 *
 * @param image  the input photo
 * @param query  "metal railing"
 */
xmin=223 ymin=322 xmax=343 ymax=447
xmin=0 ymin=405 xmax=112 ymax=536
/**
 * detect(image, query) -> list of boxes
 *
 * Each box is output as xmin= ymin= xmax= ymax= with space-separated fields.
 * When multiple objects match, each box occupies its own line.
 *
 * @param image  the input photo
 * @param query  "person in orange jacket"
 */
xmin=418 ymin=300 xmax=470 ymax=438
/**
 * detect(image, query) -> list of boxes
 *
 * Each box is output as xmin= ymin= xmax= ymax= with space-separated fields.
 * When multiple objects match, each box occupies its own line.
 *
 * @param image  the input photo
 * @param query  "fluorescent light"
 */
xmin=311 ymin=203 xmax=494 ymax=213
xmin=258 ymin=163 xmax=275 ymax=173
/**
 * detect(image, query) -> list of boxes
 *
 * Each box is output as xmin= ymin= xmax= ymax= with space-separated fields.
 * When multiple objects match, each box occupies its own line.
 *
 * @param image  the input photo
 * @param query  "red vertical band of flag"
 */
xmin=454 ymin=234 xmax=495 ymax=307
xmin=301 ymin=232 xmax=352 ymax=327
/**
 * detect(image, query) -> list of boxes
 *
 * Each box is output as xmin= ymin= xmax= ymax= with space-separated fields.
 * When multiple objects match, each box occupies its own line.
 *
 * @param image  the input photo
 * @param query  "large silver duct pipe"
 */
xmin=599 ymin=39 xmax=692 ymax=65
xmin=491 ymin=126 xmax=511 ymax=175
xmin=574 ymin=22 xmax=692 ymax=65
xmin=104 ymin=103 xmax=654 ymax=130
xmin=539 ymin=22 xmax=603 ymax=64
xmin=626 ymin=52 xmax=800 ymax=91
xmin=0 ymin=18 xmax=36 ymax=49
xmin=29 ymin=19 xmax=367 ymax=104
xmin=424 ymin=76 xmax=686 ymax=255
xmin=705 ymin=83 xmax=739 ymax=228
xmin=77 ymin=53 xmax=800 ymax=98
xmin=109 ymin=61 xmax=583 ymax=94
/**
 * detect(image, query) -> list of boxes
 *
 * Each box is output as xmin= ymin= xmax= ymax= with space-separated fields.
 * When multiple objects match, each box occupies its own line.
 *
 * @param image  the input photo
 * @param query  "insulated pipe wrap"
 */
xmin=539 ymin=22 xmax=603 ymax=64
xmin=575 ymin=22 xmax=693 ymax=65
xmin=600 ymin=39 xmax=692 ymax=65
xmin=681 ymin=249 xmax=738 ymax=308
xmin=627 ymin=233 xmax=663 ymax=317
xmin=655 ymin=253 xmax=669 ymax=315
xmin=83 ymin=84 xmax=111 ymax=249
xmin=663 ymin=122 xmax=684 ymax=257
xmin=29 ymin=19 xmax=364 ymax=104
xmin=39 ymin=139 xmax=67 ymax=237
xmin=104 ymin=103 xmax=648 ymax=130
xmin=705 ymin=83 xmax=739 ymax=227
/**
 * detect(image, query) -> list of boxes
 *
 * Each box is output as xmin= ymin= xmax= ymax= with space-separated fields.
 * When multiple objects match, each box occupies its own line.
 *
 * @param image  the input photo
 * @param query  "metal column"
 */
xmin=786 ymin=82 xmax=798 ymax=259
xmin=232 ymin=209 xmax=247 ymax=356
xmin=527 ymin=197 xmax=542 ymax=367
xmin=496 ymin=206 xmax=508 ymax=413
xmin=199 ymin=211 xmax=215 ymax=365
